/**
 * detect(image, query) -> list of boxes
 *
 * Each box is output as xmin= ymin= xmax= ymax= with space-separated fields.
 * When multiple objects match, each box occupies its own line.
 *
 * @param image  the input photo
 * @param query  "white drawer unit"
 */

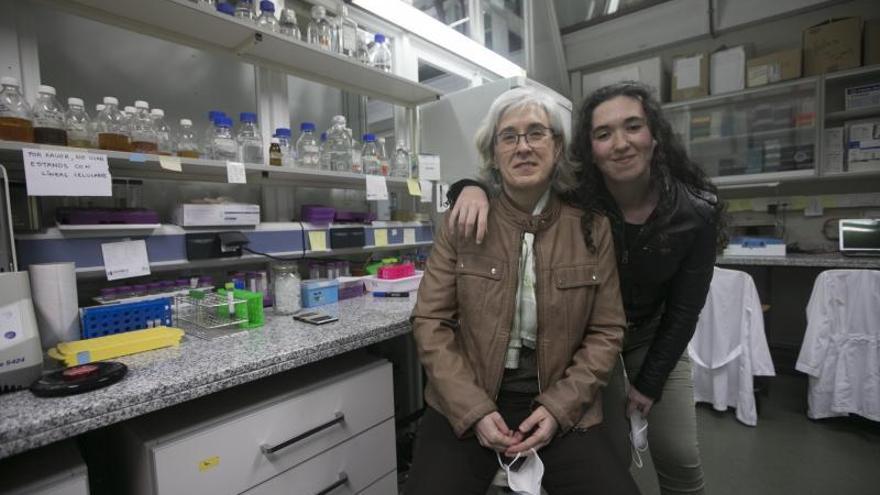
xmin=242 ymin=420 xmax=396 ymax=495
xmin=358 ymin=471 xmax=398 ymax=495
xmin=0 ymin=440 xmax=89 ymax=495
xmin=116 ymin=354 xmax=395 ymax=495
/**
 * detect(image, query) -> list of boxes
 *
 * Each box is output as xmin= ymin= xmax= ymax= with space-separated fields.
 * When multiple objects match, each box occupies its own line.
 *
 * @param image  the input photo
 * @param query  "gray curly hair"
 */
xmin=474 ymin=86 xmax=579 ymax=195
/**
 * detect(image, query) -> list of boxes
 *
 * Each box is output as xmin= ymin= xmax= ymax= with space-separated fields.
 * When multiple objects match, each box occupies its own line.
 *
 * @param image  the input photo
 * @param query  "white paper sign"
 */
xmin=366 ymin=175 xmax=389 ymax=201
xmin=23 ymin=148 xmax=112 ymax=197
xmin=159 ymin=156 xmax=182 ymax=172
xmin=420 ymin=180 xmax=433 ymax=203
xmin=403 ymin=228 xmax=416 ymax=245
xmin=418 ymin=154 xmax=442 ymax=181
xmin=227 ymin=161 xmax=247 ymax=184
xmin=674 ymin=55 xmax=702 ymax=90
xmin=436 ymin=183 xmax=449 ymax=213
xmin=101 ymin=240 xmax=151 ymax=281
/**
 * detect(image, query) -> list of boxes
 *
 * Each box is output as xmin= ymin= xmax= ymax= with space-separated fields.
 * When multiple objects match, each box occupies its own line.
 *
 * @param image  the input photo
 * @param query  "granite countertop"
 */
xmin=0 ymin=295 xmax=415 ymax=459
xmin=717 ymin=253 xmax=880 ymax=269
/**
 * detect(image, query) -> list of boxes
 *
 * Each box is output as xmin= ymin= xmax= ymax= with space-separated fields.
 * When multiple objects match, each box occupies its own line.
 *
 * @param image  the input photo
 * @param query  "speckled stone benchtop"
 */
xmin=717 ymin=253 xmax=880 ymax=269
xmin=0 ymin=295 xmax=415 ymax=459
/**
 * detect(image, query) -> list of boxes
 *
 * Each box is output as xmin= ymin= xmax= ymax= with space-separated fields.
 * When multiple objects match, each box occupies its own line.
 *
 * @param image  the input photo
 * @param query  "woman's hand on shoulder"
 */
xmin=504 ymin=406 xmax=558 ymax=456
xmin=447 ymin=186 xmax=490 ymax=244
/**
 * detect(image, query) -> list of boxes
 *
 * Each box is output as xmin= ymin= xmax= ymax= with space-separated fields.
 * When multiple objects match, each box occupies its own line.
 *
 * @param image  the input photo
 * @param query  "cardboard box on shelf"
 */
xmin=865 ymin=19 xmax=880 ymax=66
xmin=803 ymin=17 xmax=862 ymax=76
xmin=710 ymin=45 xmax=748 ymax=95
xmin=671 ymin=52 xmax=709 ymax=101
xmin=746 ymin=48 xmax=802 ymax=87
xmin=582 ymin=57 xmax=666 ymax=102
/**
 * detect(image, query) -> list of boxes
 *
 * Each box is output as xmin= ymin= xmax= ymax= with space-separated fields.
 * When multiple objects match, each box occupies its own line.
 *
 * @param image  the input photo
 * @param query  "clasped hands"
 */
xmin=474 ymin=405 xmax=557 ymax=457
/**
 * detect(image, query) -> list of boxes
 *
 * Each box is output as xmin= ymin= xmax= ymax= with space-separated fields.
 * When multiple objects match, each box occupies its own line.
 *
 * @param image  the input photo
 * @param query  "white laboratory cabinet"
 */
xmin=0 ymin=440 xmax=89 ymax=495
xmin=114 ymin=354 xmax=396 ymax=495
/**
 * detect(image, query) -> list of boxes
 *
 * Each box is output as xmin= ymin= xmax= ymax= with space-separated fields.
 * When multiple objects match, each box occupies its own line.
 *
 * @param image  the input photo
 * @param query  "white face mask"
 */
xmin=629 ymin=410 xmax=649 ymax=468
xmin=497 ymin=449 xmax=544 ymax=495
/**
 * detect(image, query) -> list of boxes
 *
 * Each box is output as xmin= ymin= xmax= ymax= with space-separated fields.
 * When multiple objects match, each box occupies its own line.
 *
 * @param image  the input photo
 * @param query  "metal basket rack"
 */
xmin=174 ymin=291 xmax=248 ymax=331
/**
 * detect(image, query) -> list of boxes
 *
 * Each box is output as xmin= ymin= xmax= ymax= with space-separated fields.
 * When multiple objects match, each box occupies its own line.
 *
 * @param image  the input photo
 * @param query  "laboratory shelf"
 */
xmin=39 ymin=0 xmax=441 ymax=106
xmin=0 ymin=141 xmax=412 ymax=189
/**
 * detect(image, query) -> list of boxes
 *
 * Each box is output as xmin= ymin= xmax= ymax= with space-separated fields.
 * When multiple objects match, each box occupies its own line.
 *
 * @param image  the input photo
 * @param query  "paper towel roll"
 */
xmin=28 ymin=262 xmax=80 ymax=349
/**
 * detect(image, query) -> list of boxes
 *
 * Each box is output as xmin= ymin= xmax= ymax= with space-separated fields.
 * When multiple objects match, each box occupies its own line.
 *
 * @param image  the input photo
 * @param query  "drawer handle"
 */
xmin=261 ymin=411 xmax=346 ymax=455
xmin=315 ymin=471 xmax=349 ymax=495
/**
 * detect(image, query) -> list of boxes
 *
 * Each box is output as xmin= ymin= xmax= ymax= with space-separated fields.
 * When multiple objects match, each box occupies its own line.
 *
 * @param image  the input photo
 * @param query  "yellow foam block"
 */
xmin=47 ymin=326 xmax=184 ymax=367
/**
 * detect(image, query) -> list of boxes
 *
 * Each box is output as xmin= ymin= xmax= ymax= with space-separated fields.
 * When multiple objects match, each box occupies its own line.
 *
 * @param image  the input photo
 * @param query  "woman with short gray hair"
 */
xmin=405 ymin=86 xmax=638 ymax=494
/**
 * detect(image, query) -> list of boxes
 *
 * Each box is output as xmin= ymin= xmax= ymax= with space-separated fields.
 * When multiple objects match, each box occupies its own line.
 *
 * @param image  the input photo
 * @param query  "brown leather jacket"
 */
xmin=411 ymin=191 xmax=626 ymax=437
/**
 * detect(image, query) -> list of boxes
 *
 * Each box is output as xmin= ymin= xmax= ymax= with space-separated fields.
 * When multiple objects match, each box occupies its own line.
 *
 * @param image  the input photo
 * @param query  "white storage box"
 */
xmin=582 ymin=57 xmax=666 ymax=102
xmin=173 ymin=203 xmax=260 ymax=227
xmin=363 ymin=272 xmax=424 ymax=293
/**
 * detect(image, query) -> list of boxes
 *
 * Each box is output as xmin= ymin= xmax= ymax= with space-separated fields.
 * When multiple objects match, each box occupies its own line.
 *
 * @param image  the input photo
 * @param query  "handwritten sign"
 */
xmin=23 ymin=148 xmax=111 ymax=196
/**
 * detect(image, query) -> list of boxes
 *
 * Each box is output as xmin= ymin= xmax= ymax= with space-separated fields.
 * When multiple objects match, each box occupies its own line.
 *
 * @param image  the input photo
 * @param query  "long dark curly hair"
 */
xmin=566 ymin=81 xmax=727 ymax=252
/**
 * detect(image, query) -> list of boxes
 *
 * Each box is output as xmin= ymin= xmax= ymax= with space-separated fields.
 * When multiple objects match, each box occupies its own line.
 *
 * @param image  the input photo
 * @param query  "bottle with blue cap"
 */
xmin=216 ymin=1 xmax=235 ymax=16
xmin=369 ymin=33 xmax=392 ymax=72
xmin=361 ymin=133 xmax=381 ymax=175
xmin=204 ymin=110 xmax=225 ymax=157
xmin=256 ymin=0 xmax=279 ymax=33
xmin=236 ymin=112 xmax=264 ymax=164
xmin=325 ymin=115 xmax=352 ymax=172
xmin=274 ymin=127 xmax=293 ymax=166
xmin=211 ymin=116 xmax=238 ymax=160
xmin=295 ymin=122 xmax=320 ymax=168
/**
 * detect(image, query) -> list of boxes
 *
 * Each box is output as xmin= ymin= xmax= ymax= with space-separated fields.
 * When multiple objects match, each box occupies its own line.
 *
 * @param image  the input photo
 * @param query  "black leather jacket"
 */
xmin=447 ymin=178 xmax=718 ymax=401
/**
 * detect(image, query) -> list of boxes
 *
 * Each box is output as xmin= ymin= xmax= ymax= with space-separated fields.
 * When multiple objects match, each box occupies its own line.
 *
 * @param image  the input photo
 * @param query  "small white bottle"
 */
xmin=150 ymin=108 xmax=173 ymax=155
xmin=176 ymin=118 xmax=201 ymax=158
xmin=307 ymin=5 xmax=332 ymax=50
xmin=65 ymin=98 xmax=92 ymax=148
xmin=369 ymin=33 xmax=392 ymax=72
xmin=256 ymin=0 xmax=279 ymax=33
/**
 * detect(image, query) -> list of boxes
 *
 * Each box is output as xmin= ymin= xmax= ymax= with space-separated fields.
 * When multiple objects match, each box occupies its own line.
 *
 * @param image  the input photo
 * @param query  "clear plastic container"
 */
xmin=356 ymin=29 xmax=371 ymax=65
xmin=350 ymin=132 xmax=363 ymax=174
xmin=325 ymin=115 xmax=352 ymax=173
xmin=211 ymin=116 xmax=238 ymax=160
xmin=65 ymin=97 xmax=91 ymax=148
xmin=377 ymin=136 xmax=390 ymax=176
xmin=393 ymin=142 xmax=410 ymax=178
xmin=130 ymin=100 xmax=158 ymax=153
xmin=236 ymin=111 xmax=263 ymax=164
xmin=272 ymin=262 xmax=301 ymax=314
xmin=369 ymin=33 xmax=392 ymax=72
xmin=123 ymin=105 xmax=136 ymax=130
xmin=269 ymin=137 xmax=282 ymax=166
xmin=256 ymin=0 xmax=279 ymax=33
xmin=89 ymin=103 xmax=105 ymax=146
xmin=177 ymin=118 xmax=201 ymax=158
xmin=361 ymin=133 xmax=381 ymax=175
xmin=295 ymin=122 xmax=320 ymax=168
xmin=96 ymin=96 xmax=131 ymax=151
xmin=279 ymin=8 xmax=301 ymax=39
xmin=234 ymin=0 xmax=254 ymax=21
xmin=151 ymin=108 xmax=173 ymax=155
xmin=203 ymin=110 xmax=225 ymax=158
xmin=32 ymin=85 xmax=68 ymax=145
xmin=307 ymin=5 xmax=332 ymax=51
xmin=319 ymin=131 xmax=329 ymax=170
xmin=274 ymin=127 xmax=292 ymax=166
xmin=335 ymin=3 xmax=358 ymax=57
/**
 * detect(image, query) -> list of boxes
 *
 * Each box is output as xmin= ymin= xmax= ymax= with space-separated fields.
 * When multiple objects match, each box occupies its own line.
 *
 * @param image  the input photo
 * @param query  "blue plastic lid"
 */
xmin=275 ymin=127 xmax=291 ymax=137
xmin=208 ymin=110 xmax=225 ymax=122
xmin=300 ymin=122 xmax=315 ymax=132
xmin=240 ymin=112 xmax=257 ymax=123
xmin=216 ymin=2 xmax=235 ymax=15
xmin=260 ymin=0 xmax=274 ymax=12
xmin=320 ymin=132 xmax=327 ymax=142
xmin=374 ymin=33 xmax=385 ymax=44
xmin=363 ymin=133 xmax=376 ymax=142
xmin=216 ymin=116 xmax=233 ymax=127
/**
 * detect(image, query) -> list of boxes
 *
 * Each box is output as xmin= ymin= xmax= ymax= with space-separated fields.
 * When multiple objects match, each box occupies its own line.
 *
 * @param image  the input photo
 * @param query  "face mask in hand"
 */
xmin=496 ymin=449 xmax=544 ymax=495
xmin=629 ymin=410 xmax=649 ymax=468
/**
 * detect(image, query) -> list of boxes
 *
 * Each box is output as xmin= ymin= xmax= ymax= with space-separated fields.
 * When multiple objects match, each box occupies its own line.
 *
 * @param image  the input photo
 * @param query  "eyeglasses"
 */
xmin=494 ymin=126 xmax=556 ymax=151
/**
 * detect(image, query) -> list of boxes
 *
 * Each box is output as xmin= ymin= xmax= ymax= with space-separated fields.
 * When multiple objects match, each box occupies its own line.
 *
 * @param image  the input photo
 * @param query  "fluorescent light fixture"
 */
xmin=351 ymin=0 xmax=526 ymax=78
xmin=718 ymin=181 xmax=781 ymax=190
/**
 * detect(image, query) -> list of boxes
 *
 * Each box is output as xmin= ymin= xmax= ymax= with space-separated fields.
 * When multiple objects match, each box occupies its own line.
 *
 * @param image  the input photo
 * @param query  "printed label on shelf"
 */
xmin=374 ymin=228 xmax=388 ymax=247
xmin=404 ymin=228 xmax=416 ymax=245
xmin=159 ymin=156 xmax=182 ymax=172
xmin=420 ymin=180 xmax=433 ymax=203
xmin=407 ymin=178 xmax=421 ymax=196
xmin=366 ymin=175 xmax=388 ymax=201
xmin=22 ymin=148 xmax=112 ymax=197
xmin=226 ymin=161 xmax=246 ymax=184
xmin=308 ymin=231 xmax=328 ymax=251
xmin=418 ymin=154 xmax=441 ymax=181
xmin=101 ymin=239 xmax=151 ymax=281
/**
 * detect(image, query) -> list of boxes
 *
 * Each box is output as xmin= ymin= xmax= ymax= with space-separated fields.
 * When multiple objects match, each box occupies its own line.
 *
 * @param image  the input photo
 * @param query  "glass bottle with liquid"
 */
xmin=151 ymin=108 xmax=173 ymax=155
xmin=96 ymin=96 xmax=131 ymax=151
xmin=176 ymin=118 xmax=201 ymax=158
xmin=33 ymin=85 xmax=68 ymax=145
xmin=377 ymin=136 xmax=390 ymax=176
xmin=123 ymin=106 xmax=136 ymax=129
xmin=350 ymin=131 xmax=362 ymax=173
xmin=361 ymin=134 xmax=381 ymax=175
xmin=65 ymin=98 xmax=91 ymax=148
xmin=335 ymin=2 xmax=358 ymax=57
xmin=234 ymin=0 xmax=254 ymax=21
xmin=269 ymin=137 xmax=282 ymax=166
xmin=356 ymin=29 xmax=371 ymax=65
xmin=295 ymin=122 xmax=320 ymax=168
xmin=236 ymin=111 xmax=263 ymax=164
xmin=325 ymin=115 xmax=352 ymax=172
xmin=211 ymin=116 xmax=238 ymax=160
xmin=256 ymin=0 xmax=279 ymax=33
xmin=369 ymin=33 xmax=392 ymax=72
xmin=393 ymin=142 xmax=410 ymax=178
xmin=307 ymin=5 xmax=332 ymax=51
xmin=319 ymin=131 xmax=329 ymax=170
xmin=0 ymin=77 xmax=35 ymax=143
xmin=274 ymin=127 xmax=292 ymax=166
xmin=90 ymin=103 xmax=104 ymax=147
xmin=279 ymin=8 xmax=301 ymax=39
xmin=203 ymin=110 xmax=225 ymax=158
xmin=130 ymin=100 xmax=158 ymax=153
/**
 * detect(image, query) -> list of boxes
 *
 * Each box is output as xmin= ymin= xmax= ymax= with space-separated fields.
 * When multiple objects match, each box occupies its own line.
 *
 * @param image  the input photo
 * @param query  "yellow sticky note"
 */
xmin=308 ymin=230 xmax=327 ymax=251
xmin=727 ymin=199 xmax=750 ymax=212
xmin=407 ymin=178 xmax=421 ymax=196
xmin=790 ymin=197 xmax=808 ymax=210
xmin=198 ymin=456 xmax=220 ymax=472
xmin=374 ymin=228 xmax=388 ymax=247
xmin=403 ymin=228 xmax=416 ymax=245
xmin=159 ymin=156 xmax=182 ymax=172
xmin=820 ymin=196 xmax=836 ymax=208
